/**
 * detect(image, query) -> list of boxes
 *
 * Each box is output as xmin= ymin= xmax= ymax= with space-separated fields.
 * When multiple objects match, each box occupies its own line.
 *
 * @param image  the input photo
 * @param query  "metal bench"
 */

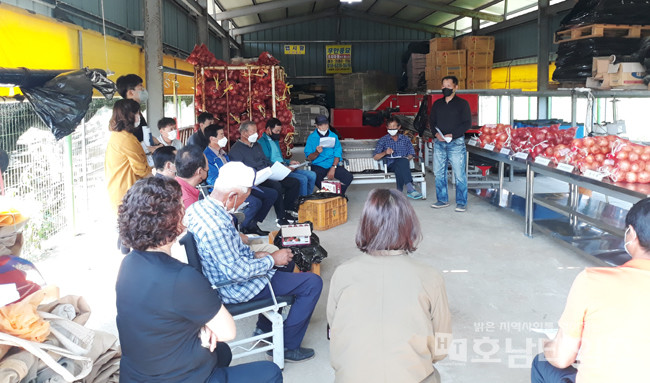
xmin=340 ymin=139 xmax=427 ymax=199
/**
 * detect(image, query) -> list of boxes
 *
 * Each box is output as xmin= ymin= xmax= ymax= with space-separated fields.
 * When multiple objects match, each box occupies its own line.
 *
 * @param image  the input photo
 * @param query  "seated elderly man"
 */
xmin=304 ymin=115 xmax=353 ymax=195
xmin=229 ymin=121 xmax=301 ymax=226
xmin=203 ymin=124 xmax=276 ymax=236
xmin=185 ymin=162 xmax=323 ymax=363
xmin=531 ymin=197 xmax=650 ymax=383
xmin=373 ymin=116 xmax=422 ymax=200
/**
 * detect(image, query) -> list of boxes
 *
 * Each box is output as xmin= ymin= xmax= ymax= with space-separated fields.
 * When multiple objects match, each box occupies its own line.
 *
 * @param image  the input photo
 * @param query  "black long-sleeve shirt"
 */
xmin=228 ymin=140 xmax=271 ymax=171
xmin=429 ymin=96 xmax=472 ymax=139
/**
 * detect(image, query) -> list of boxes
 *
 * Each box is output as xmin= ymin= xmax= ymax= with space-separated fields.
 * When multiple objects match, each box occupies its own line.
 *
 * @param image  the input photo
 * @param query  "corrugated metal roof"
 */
xmin=206 ymin=0 xmax=555 ymax=37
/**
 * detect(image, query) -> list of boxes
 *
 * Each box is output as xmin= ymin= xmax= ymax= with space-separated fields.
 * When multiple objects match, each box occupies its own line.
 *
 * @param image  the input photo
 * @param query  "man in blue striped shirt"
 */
xmin=373 ymin=117 xmax=422 ymax=199
xmin=185 ymin=161 xmax=323 ymax=362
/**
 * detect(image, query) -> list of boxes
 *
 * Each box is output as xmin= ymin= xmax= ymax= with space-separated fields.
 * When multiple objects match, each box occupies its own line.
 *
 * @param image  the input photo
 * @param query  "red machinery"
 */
xmin=330 ymin=93 xmax=480 ymax=140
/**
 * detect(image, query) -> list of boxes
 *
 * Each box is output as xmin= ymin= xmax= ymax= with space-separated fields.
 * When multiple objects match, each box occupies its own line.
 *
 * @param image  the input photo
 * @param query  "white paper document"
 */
xmin=435 ymin=127 xmax=452 ymax=143
xmin=254 ymin=167 xmax=272 ymax=185
xmin=268 ymin=161 xmax=291 ymax=181
xmin=320 ymin=137 xmax=336 ymax=148
xmin=289 ymin=161 xmax=309 ymax=169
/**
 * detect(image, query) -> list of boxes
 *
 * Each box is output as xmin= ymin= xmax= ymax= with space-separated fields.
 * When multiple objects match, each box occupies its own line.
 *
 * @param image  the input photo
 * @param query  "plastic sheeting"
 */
xmin=560 ymin=0 xmax=650 ymax=28
xmin=552 ymin=38 xmax=641 ymax=81
xmin=18 ymin=68 xmax=115 ymax=140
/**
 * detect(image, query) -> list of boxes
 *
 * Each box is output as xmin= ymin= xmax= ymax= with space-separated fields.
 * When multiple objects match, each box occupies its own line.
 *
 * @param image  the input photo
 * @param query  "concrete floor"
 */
xmin=35 ymin=172 xmax=601 ymax=383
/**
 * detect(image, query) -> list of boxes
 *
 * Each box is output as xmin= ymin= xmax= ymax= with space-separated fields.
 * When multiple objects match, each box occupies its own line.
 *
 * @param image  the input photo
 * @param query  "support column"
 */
xmin=537 ymin=0 xmax=550 ymax=118
xmin=198 ymin=4 xmax=209 ymax=46
xmin=471 ymin=18 xmax=480 ymax=34
xmin=144 ymin=0 xmax=164 ymax=133
xmin=221 ymin=20 xmax=231 ymax=61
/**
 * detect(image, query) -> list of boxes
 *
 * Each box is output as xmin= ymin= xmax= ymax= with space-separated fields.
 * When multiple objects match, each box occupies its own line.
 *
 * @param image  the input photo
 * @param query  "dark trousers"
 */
xmin=531 ymin=353 xmax=577 ymax=383
xmin=387 ymin=158 xmax=413 ymax=192
xmin=242 ymin=186 xmax=278 ymax=229
xmin=262 ymin=178 xmax=300 ymax=218
xmin=311 ymin=165 xmax=354 ymax=195
xmin=252 ymin=270 xmax=323 ymax=350
xmin=207 ymin=360 xmax=282 ymax=383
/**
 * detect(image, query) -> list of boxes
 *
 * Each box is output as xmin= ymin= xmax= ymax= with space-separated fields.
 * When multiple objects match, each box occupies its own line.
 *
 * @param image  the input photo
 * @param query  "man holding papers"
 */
xmin=429 ymin=76 xmax=472 ymax=212
xmin=260 ymin=118 xmax=317 ymax=196
xmin=304 ymin=115 xmax=354 ymax=195
xmin=230 ymin=121 xmax=300 ymax=226
xmin=373 ymin=116 xmax=422 ymax=200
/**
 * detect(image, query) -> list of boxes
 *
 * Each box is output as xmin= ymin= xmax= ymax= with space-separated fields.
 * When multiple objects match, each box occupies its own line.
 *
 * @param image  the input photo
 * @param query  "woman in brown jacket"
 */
xmin=327 ymin=189 xmax=453 ymax=383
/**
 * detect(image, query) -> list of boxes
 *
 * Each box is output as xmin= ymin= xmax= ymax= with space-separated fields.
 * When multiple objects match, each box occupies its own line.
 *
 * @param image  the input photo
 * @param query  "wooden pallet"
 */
xmin=554 ymin=24 xmax=650 ymax=43
xmin=554 ymin=81 xmax=587 ymax=89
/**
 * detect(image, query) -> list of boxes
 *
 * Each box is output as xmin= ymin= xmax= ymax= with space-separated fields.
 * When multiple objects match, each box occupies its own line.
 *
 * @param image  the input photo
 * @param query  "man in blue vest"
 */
xmin=304 ymin=115 xmax=353 ymax=195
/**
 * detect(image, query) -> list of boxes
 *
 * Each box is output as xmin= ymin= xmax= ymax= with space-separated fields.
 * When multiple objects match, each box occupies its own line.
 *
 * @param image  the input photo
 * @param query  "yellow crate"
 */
xmin=298 ymin=197 xmax=348 ymax=231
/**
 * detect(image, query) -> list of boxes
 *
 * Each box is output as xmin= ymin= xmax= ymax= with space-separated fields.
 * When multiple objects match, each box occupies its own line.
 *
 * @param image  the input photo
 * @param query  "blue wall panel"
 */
xmin=242 ymin=15 xmax=432 ymax=79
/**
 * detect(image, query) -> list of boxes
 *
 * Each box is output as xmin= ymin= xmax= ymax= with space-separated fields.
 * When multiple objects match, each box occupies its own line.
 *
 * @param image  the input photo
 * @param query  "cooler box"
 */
xmin=298 ymin=197 xmax=348 ymax=231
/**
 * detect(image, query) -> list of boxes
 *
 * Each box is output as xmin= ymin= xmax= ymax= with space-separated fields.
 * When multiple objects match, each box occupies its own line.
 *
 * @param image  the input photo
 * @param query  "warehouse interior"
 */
xmin=1 ymin=0 xmax=650 ymax=382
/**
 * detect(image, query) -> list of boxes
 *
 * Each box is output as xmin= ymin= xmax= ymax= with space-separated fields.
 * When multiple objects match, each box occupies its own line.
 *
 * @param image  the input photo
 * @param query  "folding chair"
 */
xmin=180 ymin=232 xmax=295 ymax=369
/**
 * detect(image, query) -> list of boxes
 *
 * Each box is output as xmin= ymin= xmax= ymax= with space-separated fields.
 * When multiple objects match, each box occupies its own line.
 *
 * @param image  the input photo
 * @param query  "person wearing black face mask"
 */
xmin=260 ymin=118 xmax=317 ymax=197
xmin=428 ymin=76 xmax=472 ymax=213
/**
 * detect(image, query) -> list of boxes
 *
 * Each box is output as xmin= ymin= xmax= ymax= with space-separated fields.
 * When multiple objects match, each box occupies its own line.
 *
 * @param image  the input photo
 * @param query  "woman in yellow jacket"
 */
xmin=105 ymin=99 xmax=152 ymax=214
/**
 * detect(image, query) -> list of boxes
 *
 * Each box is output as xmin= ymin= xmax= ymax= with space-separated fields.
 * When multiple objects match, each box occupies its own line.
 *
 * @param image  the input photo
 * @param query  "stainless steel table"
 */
xmin=524 ymin=162 xmax=650 ymax=237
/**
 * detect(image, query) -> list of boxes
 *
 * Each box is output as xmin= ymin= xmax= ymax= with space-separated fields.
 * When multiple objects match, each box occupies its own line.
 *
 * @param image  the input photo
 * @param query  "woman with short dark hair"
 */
xmin=327 ymin=189 xmax=453 ymax=383
xmin=115 ymin=177 xmax=282 ymax=382
xmin=104 ymin=99 xmax=152 ymax=214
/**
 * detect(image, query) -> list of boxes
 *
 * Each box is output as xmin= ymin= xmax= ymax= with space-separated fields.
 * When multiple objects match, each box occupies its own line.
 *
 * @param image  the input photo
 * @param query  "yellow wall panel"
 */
xmin=491 ymin=63 xmax=557 ymax=91
xmin=0 ymin=3 xmax=195 ymax=97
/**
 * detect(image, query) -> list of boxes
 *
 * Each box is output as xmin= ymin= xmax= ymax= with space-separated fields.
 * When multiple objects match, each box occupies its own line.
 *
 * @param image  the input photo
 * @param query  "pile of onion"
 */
xmin=188 ymin=45 xmax=295 ymax=157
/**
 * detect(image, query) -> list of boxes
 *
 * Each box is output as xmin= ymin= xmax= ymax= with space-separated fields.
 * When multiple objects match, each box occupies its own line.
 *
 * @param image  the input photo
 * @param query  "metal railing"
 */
xmin=1 ymin=96 xmax=194 ymax=260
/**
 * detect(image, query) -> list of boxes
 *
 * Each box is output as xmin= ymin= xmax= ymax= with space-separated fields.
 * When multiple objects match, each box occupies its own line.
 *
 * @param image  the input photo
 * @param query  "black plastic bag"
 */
xmin=552 ymin=38 xmax=642 ymax=81
xmin=413 ymin=97 xmax=429 ymax=137
xmin=273 ymin=221 xmax=328 ymax=272
xmin=560 ymin=0 xmax=650 ymax=28
xmin=20 ymin=68 xmax=116 ymax=140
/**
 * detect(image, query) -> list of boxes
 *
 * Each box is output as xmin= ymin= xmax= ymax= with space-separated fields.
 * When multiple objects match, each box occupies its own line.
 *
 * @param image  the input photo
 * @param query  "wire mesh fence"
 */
xmin=1 ymin=96 xmax=194 ymax=261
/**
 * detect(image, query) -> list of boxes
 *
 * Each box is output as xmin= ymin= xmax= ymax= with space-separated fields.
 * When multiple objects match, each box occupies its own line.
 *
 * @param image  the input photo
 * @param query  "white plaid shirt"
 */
xmin=185 ymin=198 xmax=275 ymax=304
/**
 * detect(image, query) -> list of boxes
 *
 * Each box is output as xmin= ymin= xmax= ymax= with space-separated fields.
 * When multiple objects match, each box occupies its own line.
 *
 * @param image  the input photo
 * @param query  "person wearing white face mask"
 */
xmin=203 ymin=124 xmax=277 ymax=236
xmin=373 ymin=116 xmax=422 ymax=199
xmin=304 ymin=115 xmax=354 ymax=195
xmin=531 ymin=198 xmax=650 ymax=383
xmin=116 ymin=74 xmax=159 ymax=167
xmin=152 ymin=117 xmax=183 ymax=150
xmin=185 ymin=161 xmax=323 ymax=363
xmin=229 ymin=121 xmax=301 ymax=226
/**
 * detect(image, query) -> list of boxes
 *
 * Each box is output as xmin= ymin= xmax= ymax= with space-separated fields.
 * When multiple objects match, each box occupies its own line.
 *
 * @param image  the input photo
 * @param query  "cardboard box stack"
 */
xmin=407 ymin=53 xmax=427 ymax=90
xmin=425 ymin=38 xmax=466 ymax=89
xmin=459 ymin=36 xmax=495 ymax=89
xmin=586 ymin=55 xmax=648 ymax=90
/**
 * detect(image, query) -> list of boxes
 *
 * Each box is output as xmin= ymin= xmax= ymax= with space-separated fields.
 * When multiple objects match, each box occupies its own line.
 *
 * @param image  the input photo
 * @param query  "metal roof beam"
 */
xmin=208 ymin=18 xmax=241 ymax=49
xmin=341 ymin=8 xmax=455 ymax=36
xmin=214 ymin=0 xmax=316 ymax=21
xmin=437 ymin=0 xmax=503 ymax=28
xmin=392 ymin=0 xmax=504 ymax=23
xmin=232 ymin=8 xmax=337 ymax=35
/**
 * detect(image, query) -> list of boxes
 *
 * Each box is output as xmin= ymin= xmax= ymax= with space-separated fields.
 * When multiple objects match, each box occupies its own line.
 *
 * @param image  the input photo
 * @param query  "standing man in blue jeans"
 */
xmin=429 ymin=76 xmax=472 ymax=212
